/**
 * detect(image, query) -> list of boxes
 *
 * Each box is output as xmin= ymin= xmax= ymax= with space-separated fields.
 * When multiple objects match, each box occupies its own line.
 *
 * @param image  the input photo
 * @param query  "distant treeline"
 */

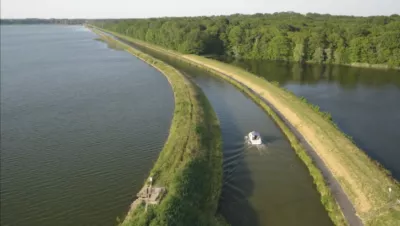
xmin=1 ymin=19 xmax=86 ymax=25
xmin=92 ymin=12 xmax=400 ymax=67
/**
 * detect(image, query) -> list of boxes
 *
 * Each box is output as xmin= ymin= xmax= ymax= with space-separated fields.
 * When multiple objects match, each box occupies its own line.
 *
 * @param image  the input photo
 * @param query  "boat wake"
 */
xmin=244 ymin=135 xmax=268 ymax=155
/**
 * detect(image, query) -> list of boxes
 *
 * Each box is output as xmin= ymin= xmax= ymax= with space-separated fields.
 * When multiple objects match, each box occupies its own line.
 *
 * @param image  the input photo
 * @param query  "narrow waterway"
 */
xmin=222 ymin=58 xmax=400 ymax=180
xmin=123 ymin=40 xmax=333 ymax=226
xmin=1 ymin=26 xmax=174 ymax=226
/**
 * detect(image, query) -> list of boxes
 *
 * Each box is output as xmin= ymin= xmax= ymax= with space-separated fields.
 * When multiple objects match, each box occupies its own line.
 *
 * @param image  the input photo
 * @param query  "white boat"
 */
xmin=246 ymin=131 xmax=262 ymax=145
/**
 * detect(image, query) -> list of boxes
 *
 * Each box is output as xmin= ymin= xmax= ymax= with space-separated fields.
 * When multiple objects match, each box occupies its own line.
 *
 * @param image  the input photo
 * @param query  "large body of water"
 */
xmin=224 ymin=59 xmax=400 ymax=179
xmin=5 ymin=25 xmax=398 ymax=226
xmin=0 ymin=25 xmax=174 ymax=226
xmin=125 ymin=41 xmax=333 ymax=226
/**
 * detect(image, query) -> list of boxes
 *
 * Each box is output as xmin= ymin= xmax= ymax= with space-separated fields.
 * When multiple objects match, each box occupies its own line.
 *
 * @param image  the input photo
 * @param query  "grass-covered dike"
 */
xmin=89 ymin=27 xmax=225 ymax=226
xmin=91 ymin=27 xmax=400 ymax=226
xmin=181 ymin=55 xmax=400 ymax=226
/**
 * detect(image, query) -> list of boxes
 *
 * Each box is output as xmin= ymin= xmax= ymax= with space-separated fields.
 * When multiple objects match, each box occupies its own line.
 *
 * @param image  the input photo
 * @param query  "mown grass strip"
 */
xmin=183 ymin=57 xmax=400 ymax=226
xmin=230 ymin=78 xmax=348 ymax=226
xmin=90 ymin=27 xmax=400 ymax=226
xmin=183 ymin=55 xmax=400 ymax=226
xmin=90 ymin=28 xmax=226 ymax=226
xmin=91 ymin=27 xmax=346 ymax=225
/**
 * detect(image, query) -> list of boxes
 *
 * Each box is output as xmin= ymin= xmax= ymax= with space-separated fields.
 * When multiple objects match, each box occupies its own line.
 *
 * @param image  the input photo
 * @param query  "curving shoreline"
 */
xmin=102 ymin=32 xmax=347 ymax=225
xmin=90 ymin=28 xmax=225 ymax=225
xmin=92 ymin=27 xmax=400 ymax=226
xmin=180 ymin=55 xmax=400 ymax=226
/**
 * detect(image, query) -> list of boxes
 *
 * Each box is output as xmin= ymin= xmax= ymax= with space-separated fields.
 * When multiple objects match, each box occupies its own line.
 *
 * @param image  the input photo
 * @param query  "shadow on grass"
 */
xmin=116 ymin=36 xmax=260 ymax=226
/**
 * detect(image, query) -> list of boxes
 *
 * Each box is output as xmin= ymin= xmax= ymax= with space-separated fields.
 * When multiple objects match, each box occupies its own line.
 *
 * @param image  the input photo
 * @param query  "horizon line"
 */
xmin=1 ymin=11 xmax=399 ymax=20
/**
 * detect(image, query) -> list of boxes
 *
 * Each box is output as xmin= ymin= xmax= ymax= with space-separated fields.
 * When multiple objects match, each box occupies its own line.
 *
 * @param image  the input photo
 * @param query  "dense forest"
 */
xmin=0 ymin=19 xmax=86 ymax=25
xmin=92 ymin=12 xmax=400 ymax=67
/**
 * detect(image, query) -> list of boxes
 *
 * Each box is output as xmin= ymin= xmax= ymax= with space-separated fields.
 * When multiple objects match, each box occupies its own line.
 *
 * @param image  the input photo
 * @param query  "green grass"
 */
xmin=92 ymin=28 xmax=346 ymax=225
xmin=91 ymin=27 xmax=400 ymax=226
xmin=90 ymin=28 xmax=225 ymax=226
xmin=200 ymin=67 xmax=348 ymax=226
xmin=184 ymin=54 xmax=400 ymax=226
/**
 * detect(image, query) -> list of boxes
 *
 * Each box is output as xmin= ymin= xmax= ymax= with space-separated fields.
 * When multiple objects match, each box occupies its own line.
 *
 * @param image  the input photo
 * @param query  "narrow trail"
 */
xmin=93 ymin=27 xmax=363 ymax=226
xmin=184 ymin=57 xmax=364 ymax=226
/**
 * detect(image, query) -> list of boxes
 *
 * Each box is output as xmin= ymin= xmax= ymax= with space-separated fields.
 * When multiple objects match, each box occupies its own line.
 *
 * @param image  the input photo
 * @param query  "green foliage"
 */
xmin=312 ymin=47 xmax=325 ymax=63
xmin=91 ymin=13 xmax=400 ymax=67
xmin=299 ymin=97 xmax=334 ymax=123
xmin=267 ymin=35 xmax=292 ymax=60
xmin=198 ymin=62 xmax=348 ymax=226
xmin=91 ymin=30 xmax=224 ymax=226
xmin=98 ymin=26 xmax=400 ymax=226
xmin=333 ymin=47 xmax=348 ymax=64
xmin=293 ymin=43 xmax=306 ymax=62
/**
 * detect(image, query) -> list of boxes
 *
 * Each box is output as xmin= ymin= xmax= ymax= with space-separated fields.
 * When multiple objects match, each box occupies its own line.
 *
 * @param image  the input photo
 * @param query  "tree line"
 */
xmin=92 ymin=12 xmax=400 ymax=67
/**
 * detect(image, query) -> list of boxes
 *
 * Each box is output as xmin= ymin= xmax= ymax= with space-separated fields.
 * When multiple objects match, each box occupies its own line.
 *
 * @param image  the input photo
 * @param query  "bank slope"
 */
xmin=90 ymin=29 xmax=225 ymax=226
xmin=91 ymin=27 xmax=400 ymax=226
xmin=180 ymin=55 xmax=400 ymax=226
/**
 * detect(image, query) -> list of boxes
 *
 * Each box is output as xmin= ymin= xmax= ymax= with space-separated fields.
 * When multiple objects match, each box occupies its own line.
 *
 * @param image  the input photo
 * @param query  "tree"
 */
xmin=267 ymin=35 xmax=291 ymax=61
xmin=92 ymin=12 xmax=400 ymax=67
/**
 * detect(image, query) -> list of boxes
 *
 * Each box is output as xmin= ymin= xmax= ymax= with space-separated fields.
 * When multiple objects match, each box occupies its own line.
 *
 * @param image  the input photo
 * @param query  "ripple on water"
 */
xmin=1 ymin=25 xmax=174 ymax=226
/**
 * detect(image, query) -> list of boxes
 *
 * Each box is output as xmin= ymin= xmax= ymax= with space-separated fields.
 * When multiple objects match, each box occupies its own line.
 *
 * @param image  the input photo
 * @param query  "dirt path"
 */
xmin=93 ymin=28 xmax=363 ymax=225
xmin=257 ymin=87 xmax=363 ymax=226
xmin=183 ymin=56 xmax=364 ymax=226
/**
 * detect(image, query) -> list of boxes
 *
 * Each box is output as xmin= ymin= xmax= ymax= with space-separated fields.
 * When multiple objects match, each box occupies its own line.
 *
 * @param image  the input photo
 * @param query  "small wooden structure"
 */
xmin=137 ymin=185 xmax=166 ymax=205
xmin=128 ymin=177 xmax=166 ymax=213
xmin=124 ymin=178 xmax=166 ymax=221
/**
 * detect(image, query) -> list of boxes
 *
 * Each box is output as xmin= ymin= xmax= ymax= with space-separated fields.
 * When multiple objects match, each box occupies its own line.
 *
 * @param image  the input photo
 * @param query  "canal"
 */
xmin=224 ymin=59 xmax=400 ymax=180
xmin=125 ymin=40 xmax=333 ymax=226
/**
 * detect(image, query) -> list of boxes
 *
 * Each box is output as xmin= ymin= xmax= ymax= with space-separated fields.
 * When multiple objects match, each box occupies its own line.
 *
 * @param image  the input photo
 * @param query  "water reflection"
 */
xmin=116 ymin=40 xmax=332 ymax=226
xmin=220 ymin=57 xmax=400 ymax=179
xmin=94 ymin=37 xmax=125 ymax=51
xmin=222 ymin=58 xmax=400 ymax=88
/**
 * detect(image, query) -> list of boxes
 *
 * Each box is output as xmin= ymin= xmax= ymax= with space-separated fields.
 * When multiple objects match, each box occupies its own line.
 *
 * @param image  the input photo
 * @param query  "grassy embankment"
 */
xmin=90 ymin=29 xmax=226 ymax=226
xmin=183 ymin=55 xmax=400 ymax=226
xmin=94 ymin=28 xmax=400 ymax=226
xmin=97 ymin=28 xmax=347 ymax=226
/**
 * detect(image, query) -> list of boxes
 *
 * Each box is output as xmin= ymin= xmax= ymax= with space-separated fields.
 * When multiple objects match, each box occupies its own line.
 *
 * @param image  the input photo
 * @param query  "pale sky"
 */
xmin=1 ymin=0 xmax=399 ymax=19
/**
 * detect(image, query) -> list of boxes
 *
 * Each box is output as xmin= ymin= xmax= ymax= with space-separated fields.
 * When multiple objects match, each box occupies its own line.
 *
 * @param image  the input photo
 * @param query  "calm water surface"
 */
xmin=0 ymin=25 xmax=174 ymax=226
xmin=124 ymin=41 xmax=333 ymax=226
xmin=224 ymin=59 xmax=400 ymax=179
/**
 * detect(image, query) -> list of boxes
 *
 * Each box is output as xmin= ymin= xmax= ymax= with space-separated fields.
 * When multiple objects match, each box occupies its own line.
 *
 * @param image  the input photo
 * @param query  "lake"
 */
xmin=223 ymin=59 xmax=400 ymax=180
xmin=0 ymin=25 xmax=174 ymax=226
xmin=120 ymin=40 xmax=333 ymax=226
xmin=6 ymin=25 xmax=395 ymax=226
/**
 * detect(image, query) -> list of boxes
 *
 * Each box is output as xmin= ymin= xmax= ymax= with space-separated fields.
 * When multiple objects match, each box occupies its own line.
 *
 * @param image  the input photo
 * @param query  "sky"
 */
xmin=1 ymin=0 xmax=399 ymax=19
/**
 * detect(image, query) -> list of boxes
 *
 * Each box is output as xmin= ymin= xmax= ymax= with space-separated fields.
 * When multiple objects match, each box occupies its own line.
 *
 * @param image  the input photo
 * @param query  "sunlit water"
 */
xmin=122 ymin=40 xmax=333 ymax=226
xmin=223 ymin=59 xmax=400 ymax=180
xmin=0 ymin=25 xmax=174 ymax=226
